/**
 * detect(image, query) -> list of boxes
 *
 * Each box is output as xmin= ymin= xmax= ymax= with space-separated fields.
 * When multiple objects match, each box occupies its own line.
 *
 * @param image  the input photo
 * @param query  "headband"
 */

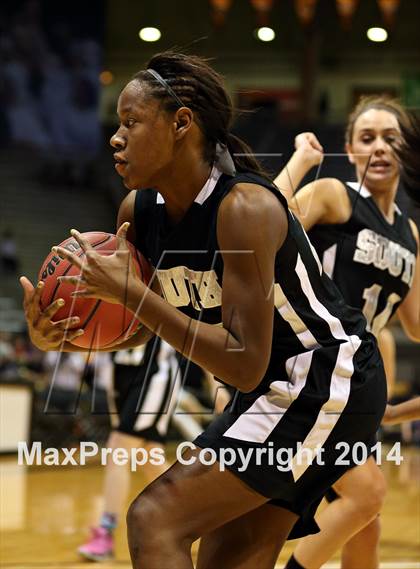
xmin=146 ymin=68 xmax=184 ymax=108
xmin=146 ymin=68 xmax=236 ymax=176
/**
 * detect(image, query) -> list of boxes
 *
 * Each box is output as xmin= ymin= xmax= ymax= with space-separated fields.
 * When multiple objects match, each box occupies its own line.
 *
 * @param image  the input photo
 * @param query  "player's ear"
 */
xmin=345 ymin=142 xmax=355 ymax=164
xmin=173 ymin=108 xmax=193 ymax=140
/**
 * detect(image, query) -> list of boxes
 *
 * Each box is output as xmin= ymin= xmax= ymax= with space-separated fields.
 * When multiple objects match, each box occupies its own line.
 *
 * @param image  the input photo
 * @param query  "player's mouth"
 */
xmin=114 ymin=154 xmax=128 ymax=174
xmin=369 ymin=160 xmax=391 ymax=172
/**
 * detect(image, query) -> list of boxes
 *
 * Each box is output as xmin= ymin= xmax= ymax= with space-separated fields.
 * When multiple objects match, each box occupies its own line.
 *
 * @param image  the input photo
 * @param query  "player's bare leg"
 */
xmin=197 ymin=503 xmax=298 ymax=569
xmin=127 ymin=448 xmax=294 ymax=569
xmin=340 ymin=515 xmax=381 ymax=569
xmin=291 ymin=457 xmax=386 ymax=569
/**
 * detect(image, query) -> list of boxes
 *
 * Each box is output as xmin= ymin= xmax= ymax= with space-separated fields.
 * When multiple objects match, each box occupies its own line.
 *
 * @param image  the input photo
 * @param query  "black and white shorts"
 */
xmin=107 ymin=339 xmax=181 ymax=443
xmin=195 ymin=338 xmax=387 ymax=539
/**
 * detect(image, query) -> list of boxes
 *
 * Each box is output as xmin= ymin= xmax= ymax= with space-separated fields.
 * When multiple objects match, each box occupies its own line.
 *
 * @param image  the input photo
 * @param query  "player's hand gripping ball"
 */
xmin=38 ymin=229 xmax=152 ymax=349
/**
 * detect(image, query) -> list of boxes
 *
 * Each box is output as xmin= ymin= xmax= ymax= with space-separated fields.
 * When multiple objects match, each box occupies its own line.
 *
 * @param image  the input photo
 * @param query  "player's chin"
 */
xmin=122 ymin=175 xmax=140 ymax=191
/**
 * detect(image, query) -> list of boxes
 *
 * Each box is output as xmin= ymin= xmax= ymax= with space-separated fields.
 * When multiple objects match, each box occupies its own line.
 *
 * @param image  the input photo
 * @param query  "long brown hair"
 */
xmin=397 ymin=111 xmax=420 ymax=206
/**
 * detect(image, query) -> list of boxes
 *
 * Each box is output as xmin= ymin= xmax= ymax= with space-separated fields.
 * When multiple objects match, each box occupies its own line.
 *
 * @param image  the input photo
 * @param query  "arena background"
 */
xmin=0 ymin=1 xmax=419 ymax=567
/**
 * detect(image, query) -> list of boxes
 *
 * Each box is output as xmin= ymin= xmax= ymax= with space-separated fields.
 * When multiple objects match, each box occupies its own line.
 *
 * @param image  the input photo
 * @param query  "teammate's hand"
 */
xmin=19 ymin=276 xmax=84 ymax=351
xmin=294 ymin=132 xmax=324 ymax=168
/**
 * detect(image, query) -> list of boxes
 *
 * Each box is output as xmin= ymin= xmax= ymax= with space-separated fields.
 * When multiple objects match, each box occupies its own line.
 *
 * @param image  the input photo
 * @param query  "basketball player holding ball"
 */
xmin=274 ymin=97 xmax=419 ymax=569
xmin=22 ymin=53 xmax=389 ymax=569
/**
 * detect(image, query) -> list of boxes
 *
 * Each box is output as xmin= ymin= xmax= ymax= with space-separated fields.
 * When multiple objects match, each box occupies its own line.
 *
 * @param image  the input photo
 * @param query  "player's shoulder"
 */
xmin=117 ymin=190 xmax=137 ymax=224
xmin=218 ymin=182 xmax=287 ymax=249
xmin=408 ymin=218 xmax=419 ymax=245
xmin=312 ymin=177 xmax=348 ymax=197
xmin=310 ymin=178 xmax=351 ymax=225
xmin=219 ymin=181 xmax=285 ymax=221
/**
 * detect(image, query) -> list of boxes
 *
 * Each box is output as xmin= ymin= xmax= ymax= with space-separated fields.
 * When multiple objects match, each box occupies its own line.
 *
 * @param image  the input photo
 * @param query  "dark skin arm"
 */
xmin=20 ymin=190 xmax=154 ymax=353
xmin=56 ymin=184 xmax=287 ymax=392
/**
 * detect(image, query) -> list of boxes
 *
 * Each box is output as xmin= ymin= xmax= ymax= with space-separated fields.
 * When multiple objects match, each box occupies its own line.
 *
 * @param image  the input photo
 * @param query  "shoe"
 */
xmin=78 ymin=527 xmax=114 ymax=561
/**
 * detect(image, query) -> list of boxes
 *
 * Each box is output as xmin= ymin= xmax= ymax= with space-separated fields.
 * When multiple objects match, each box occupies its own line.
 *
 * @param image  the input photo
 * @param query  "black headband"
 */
xmin=146 ymin=68 xmax=185 ymax=108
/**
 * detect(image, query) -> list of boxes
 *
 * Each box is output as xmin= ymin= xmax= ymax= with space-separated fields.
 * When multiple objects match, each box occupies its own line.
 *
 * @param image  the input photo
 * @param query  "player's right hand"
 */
xmin=19 ymin=276 xmax=84 ymax=351
xmin=294 ymin=132 xmax=324 ymax=167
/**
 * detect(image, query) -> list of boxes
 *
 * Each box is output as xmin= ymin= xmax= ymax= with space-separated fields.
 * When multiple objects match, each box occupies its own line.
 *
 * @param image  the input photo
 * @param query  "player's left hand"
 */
xmin=53 ymin=223 xmax=145 ymax=305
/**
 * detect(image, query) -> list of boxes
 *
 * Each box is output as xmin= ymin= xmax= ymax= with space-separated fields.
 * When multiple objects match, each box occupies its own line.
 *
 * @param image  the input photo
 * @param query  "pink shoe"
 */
xmin=78 ymin=527 xmax=114 ymax=561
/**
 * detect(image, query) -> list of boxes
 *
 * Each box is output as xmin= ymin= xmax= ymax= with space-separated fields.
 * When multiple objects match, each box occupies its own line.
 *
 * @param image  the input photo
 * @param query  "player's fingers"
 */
xmin=21 ymin=277 xmax=44 ymax=320
xmin=20 ymin=276 xmax=35 ymax=308
xmin=43 ymin=298 xmax=66 ymax=320
xmin=70 ymin=229 xmax=93 ymax=252
xmin=307 ymin=133 xmax=323 ymax=152
xmin=52 ymin=246 xmax=83 ymax=270
xmin=52 ymin=316 xmax=80 ymax=330
xmin=70 ymin=289 xmax=91 ymax=298
xmin=58 ymin=275 xmax=86 ymax=286
xmin=116 ymin=221 xmax=130 ymax=250
xmin=50 ymin=328 xmax=84 ymax=344
xmin=65 ymin=329 xmax=85 ymax=343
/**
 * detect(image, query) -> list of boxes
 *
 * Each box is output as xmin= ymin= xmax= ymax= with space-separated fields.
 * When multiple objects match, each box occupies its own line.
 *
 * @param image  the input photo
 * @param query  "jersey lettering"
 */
xmin=157 ymin=267 xmax=222 ymax=310
xmin=353 ymin=229 xmax=416 ymax=285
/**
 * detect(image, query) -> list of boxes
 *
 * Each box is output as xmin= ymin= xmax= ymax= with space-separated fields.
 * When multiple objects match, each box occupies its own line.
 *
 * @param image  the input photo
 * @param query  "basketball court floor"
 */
xmin=1 ymin=444 xmax=419 ymax=568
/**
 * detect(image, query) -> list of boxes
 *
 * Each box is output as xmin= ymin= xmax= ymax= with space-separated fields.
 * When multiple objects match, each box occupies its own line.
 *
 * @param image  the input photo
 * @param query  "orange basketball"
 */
xmin=38 ymin=232 xmax=152 ymax=349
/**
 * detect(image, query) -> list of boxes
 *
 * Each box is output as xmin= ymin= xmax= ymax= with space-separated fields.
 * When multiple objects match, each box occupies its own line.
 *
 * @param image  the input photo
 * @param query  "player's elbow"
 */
xmin=235 ymin=358 xmax=269 ymax=393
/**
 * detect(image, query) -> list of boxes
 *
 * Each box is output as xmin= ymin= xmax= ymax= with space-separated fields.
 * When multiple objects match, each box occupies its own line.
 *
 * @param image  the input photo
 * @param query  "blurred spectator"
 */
xmin=0 ymin=229 xmax=19 ymax=274
xmin=0 ymin=0 xmax=102 ymax=187
xmin=0 ymin=330 xmax=43 ymax=380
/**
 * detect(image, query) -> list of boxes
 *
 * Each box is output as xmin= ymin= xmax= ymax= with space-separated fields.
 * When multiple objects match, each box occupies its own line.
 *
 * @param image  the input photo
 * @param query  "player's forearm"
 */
xmin=58 ymin=325 xmax=153 ymax=352
xmin=126 ymin=283 xmax=266 ymax=392
xmin=383 ymin=397 xmax=420 ymax=425
xmin=273 ymin=149 xmax=316 ymax=202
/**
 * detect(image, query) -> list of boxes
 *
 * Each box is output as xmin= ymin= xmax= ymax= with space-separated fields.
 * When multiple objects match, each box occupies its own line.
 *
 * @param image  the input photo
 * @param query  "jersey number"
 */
xmin=362 ymin=284 xmax=401 ymax=336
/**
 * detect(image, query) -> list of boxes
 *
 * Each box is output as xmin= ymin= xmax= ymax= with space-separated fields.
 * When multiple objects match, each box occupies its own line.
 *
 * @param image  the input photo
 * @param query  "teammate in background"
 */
xmin=377 ymin=327 xmax=396 ymax=398
xmin=383 ymin=396 xmax=420 ymax=425
xmin=21 ymin=53 xmax=388 ymax=569
xmin=275 ymin=96 xmax=419 ymax=569
xmin=78 ymin=337 xmax=180 ymax=561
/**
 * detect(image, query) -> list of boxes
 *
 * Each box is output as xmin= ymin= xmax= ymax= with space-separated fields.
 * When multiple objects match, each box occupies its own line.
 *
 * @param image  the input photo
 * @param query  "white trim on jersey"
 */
xmin=223 ymin=351 xmax=314 ymax=443
xmin=302 ymin=228 xmax=323 ymax=275
xmin=291 ymin=335 xmax=361 ymax=481
xmin=157 ymin=165 xmax=223 ymax=206
xmin=347 ymin=181 xmax=372 ymax=199
xmin=347 ymin=181 xmax=402 ymax=217
xmin=223 ymin=253 xmax=362 ymax=458
xmin=322 ymin=243 xmax=338 ymax=279
xmin=295 ymin=254 xmax=354 ymax=343
xmin=274 ymin=283 xmax=320 ymax=350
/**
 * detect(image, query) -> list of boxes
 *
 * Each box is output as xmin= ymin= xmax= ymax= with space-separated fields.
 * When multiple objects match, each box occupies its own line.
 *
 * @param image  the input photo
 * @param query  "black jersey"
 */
xmin=133 ymin=167 xmax=386 ymax=533
xmin=308 ymin=182 xmax=417 ymax=337
xmin=135 ymin=167 xmax=371 ymax=403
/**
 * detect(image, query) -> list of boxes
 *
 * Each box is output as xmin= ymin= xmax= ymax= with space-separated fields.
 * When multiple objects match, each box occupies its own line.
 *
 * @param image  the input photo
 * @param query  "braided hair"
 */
xmin=132 ymin=51 xmax=269 ymax=179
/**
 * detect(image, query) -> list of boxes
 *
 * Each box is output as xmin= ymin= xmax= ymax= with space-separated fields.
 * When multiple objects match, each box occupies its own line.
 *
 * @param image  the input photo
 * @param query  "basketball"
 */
xmin=38 ymin=232 xmax=152 ymax=349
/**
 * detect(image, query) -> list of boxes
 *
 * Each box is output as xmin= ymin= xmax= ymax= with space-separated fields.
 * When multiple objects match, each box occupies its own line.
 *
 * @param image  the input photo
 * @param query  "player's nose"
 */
xmin=110 ymin=131 xmax=126 ymax=150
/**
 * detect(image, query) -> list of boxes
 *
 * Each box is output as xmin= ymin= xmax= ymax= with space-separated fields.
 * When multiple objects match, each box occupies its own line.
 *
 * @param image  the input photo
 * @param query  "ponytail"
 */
xmin=226 ymin=132 xmax=272 ymax=182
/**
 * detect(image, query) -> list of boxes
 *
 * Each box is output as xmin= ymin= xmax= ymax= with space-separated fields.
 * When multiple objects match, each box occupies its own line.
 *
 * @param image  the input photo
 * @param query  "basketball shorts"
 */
xmin=195 ymin=338 xmax=387 ymax=539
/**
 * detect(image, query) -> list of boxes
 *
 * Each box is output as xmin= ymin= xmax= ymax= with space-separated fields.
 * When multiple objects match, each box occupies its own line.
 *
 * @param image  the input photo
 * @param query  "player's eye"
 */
xmin=361 ymin=136 xmax=373 ymax=143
